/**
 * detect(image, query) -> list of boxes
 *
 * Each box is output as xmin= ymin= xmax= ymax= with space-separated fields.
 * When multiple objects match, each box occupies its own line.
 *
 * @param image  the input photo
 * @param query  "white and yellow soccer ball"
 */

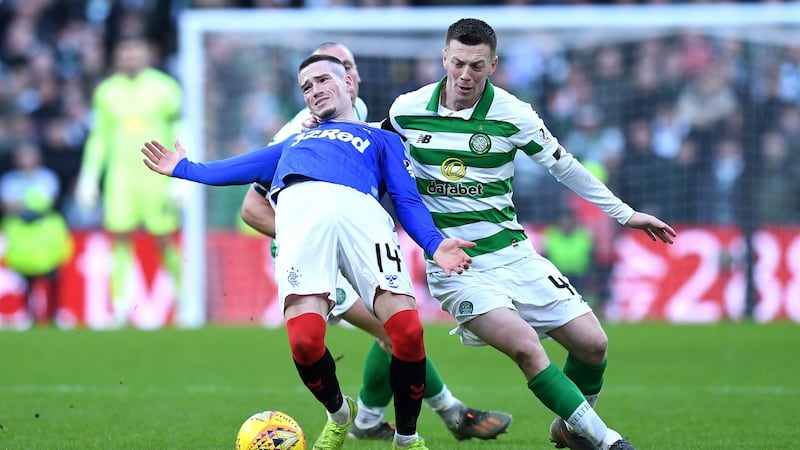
xmin=235 ymin=410 xmax=306 ymax=450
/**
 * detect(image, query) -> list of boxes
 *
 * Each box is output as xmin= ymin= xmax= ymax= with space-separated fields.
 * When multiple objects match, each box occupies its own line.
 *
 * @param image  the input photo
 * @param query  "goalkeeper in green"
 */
xmin=240 ymin=42 xmax=512 ymax=442
xmin=75 ymin=36 xmax=183 ymax=327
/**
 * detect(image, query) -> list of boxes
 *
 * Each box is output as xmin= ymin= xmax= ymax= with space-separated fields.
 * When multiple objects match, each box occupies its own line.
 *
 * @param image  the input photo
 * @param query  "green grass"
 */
xmin=1 ymin=323 xmax=799 ymax=449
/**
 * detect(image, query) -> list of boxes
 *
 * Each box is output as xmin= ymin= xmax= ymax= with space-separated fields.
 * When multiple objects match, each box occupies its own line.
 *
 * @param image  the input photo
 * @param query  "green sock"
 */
xmin=564 ymin=354 xmax=606 ymax=406
xmin=359 ymin=340 xmax=393 ymax=407
xmin=423 ymin=355 xmax=445 ymax=398
xmin=359 ymin=340 xmax=449 ymax=407
xmin=527 ymin=363 xmax=587 ymax=420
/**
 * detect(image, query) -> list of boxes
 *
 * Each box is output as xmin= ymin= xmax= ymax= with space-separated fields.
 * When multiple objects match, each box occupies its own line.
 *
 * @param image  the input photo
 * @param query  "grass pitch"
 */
xmin=1 ymin=322 xmax=798 ymax=449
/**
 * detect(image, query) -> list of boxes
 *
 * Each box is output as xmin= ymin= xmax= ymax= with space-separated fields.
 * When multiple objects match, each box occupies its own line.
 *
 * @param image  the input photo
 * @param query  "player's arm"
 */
xmin=141 ymin=139 xmax=281 ymax=186
xmin=527 ymin=136 xmax=676 ymax=243
xmin=379 ymin=136 xmax=474 ymax=275
xmin=80 ymin=88 xmax=112 ymax=180
xmin=241 ymin=183 xmax=276 ymax=237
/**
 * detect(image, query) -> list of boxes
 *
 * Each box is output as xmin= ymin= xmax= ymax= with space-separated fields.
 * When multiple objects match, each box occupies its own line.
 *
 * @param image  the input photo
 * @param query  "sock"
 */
xmin=527 ymin=363 xmax=587 ymax=421
xmin=424 ymin=384 xmax=457 ymax=412
xmin=355 ymin=398 xmax=387 ymax=430
xmin=326 ymin=395 xmax=351 ymax=426
xmin=564 ymin=354 xmax=606 ymax=408
xmin=394 ymin=432 xmax=420 ymax=448
xmin=384 ymin=310 xmax=426 ymax=436
xmin=426 ymin=386 xmax=461 ymax=428
xmin=293 ymin=349 xmax=344 ymax=417
xmin=358 ymin=340 xmax=393 ymax=409
xmin=528 ymin=364 xmax=615 ymax=448
xmin=422 ymin=356 xmax=446 ymax=399
xmin=111 ymin=240 xmax=133 ymax=324
xmin=287 ymin=313 xmax=343 ymax=416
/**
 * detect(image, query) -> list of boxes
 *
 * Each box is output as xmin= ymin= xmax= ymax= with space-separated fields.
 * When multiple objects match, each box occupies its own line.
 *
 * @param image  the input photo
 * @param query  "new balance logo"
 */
xmin=416 ymin=134 xmax=432 ymax=144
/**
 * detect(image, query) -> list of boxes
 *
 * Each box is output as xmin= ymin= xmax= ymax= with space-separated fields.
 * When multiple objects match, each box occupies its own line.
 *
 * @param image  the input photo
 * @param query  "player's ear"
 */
xmin=488 ymin=54 xmax=498 ymax=75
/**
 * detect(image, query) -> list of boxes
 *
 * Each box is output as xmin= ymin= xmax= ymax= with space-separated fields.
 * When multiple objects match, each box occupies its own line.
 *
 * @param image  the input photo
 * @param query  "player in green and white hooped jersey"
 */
xmin=75 ymin=36 xmax=183 ymax=327
xmin=241 ymin=42 xmax=512 ymax=442
xmin=385 ymin=19 xmax=677 ymax=450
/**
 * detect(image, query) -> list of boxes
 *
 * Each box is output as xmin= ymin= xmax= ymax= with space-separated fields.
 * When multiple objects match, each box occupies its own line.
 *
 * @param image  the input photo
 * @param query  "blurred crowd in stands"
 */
xmin=0 ymin=0 xmax=799 ymax=233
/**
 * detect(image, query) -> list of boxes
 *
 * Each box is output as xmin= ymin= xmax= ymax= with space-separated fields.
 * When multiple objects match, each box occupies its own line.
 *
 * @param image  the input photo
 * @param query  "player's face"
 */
xmin=315 ymin=45 xmax=361 ymax=101
xmin=115 ymin=40 xmax=150 ymax=77
xmin=442 ymin=40 xmax=497 ymax=111
xmin=298 ymin=60 xmax=353 ymax=120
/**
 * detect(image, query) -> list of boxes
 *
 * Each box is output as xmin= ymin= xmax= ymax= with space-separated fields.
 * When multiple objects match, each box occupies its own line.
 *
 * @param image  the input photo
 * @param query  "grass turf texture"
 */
xmin=1 ymin=323 xmax=798 ymax=449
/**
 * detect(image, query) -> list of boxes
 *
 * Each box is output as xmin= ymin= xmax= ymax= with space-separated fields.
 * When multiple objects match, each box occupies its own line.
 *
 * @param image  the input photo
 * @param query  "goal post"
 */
xmin=178 ymin=4 xmax=800 ymax=326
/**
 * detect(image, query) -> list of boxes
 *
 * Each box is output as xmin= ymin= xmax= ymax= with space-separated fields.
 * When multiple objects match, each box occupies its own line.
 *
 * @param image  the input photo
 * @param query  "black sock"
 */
xmin=293 ymin=348 xmax=343 ymax=413
xmin=390 ymin=356 xmax=426 ymax=435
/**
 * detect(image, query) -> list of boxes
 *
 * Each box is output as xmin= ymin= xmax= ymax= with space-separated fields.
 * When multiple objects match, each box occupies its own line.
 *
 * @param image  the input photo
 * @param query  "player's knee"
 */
xmin=584 ymin=335 xmax=608 ymax=364
xmin=286 ymin=313 xmax=327 ymax=365
xmin=383 ymin=309 xmax=425 ymax=362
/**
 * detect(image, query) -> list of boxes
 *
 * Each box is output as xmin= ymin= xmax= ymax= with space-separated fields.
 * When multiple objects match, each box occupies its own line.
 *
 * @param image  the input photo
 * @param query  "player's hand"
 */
xmin=624 ymin=211 xmax=677 ymax=244
xmin=74 ymin=173 xmax=99 ymax=211
xmin=432 ymin=238 xmax=476 ymax=276
xmin=141 ymin=139 xmax=187 ymax=176
xmin=301 ymin=114 xmax=322 ymax=131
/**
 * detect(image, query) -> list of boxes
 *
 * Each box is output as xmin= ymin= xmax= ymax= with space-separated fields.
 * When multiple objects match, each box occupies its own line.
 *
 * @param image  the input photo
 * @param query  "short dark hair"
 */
xmin=298 ymin=54 xmax=344 ymax=73
xmin=445 ymin=18 xmax=497 ymax=55
xmin=314 ymin=41 xmax=341 ymax=53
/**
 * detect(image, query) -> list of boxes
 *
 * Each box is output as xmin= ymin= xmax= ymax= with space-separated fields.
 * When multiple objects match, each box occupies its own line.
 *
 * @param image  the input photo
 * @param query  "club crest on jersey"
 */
xmin=291 ymin=128 xmax=371 ymax=153
xmin=468 ymin=132 xmax=491 ymax=154
xmin=457 ymin=301 xmax=473 ymax=315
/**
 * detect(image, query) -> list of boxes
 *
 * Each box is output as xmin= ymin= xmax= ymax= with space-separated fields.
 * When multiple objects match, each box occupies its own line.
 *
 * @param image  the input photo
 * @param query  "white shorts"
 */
xmin=427 ymin=253 xmax=592 ymax=346
xmin=273 ymin=181 xmax=415 ymax=313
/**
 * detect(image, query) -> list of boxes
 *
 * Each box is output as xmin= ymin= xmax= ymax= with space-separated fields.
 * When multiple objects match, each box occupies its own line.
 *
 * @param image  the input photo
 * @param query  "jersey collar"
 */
xmin=427 ymin=76 xmax=495 ymax=120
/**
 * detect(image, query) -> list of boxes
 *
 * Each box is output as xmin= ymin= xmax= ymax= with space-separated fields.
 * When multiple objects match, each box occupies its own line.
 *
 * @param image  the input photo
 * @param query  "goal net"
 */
xmin=178 ymin=4 xmax=800 ymax=326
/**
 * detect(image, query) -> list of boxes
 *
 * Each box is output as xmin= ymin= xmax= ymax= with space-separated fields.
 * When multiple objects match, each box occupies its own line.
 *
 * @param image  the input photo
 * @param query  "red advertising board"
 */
xmin=1 ymin=226 xmax=798 ymax=329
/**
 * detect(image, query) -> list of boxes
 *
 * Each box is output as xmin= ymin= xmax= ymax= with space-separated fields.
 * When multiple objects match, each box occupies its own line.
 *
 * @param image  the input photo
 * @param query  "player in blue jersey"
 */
xmin=241 ymin=42 xmax=512 ymax=443
xmin=142 ymin=54 xmax=475 ymax=450
xmin=378 ymin=19 xmax=676 ymax=450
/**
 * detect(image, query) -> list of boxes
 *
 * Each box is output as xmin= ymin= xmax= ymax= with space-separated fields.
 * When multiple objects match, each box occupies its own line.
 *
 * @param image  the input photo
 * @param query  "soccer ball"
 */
xmin=235 ymin=410 xmax=306 ymax=450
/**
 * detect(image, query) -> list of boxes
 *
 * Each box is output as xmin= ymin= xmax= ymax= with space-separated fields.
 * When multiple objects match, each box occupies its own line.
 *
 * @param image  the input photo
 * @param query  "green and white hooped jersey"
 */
xmin=389 ymin=79 xmax=567 ymax=272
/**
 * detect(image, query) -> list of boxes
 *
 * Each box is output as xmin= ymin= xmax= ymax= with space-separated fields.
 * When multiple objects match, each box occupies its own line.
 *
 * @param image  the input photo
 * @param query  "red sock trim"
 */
xmin=383 ymin=309 xmax=426 ymax=362
xmin=286 ymin=312 xmax=327 ymax=365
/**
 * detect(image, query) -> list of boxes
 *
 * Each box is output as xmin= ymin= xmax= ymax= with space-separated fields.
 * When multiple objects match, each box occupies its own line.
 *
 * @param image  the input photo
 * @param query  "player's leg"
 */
xmin=285 ymin=296 xmax=356 ymax=450
xmin=430 ymin=262 xmax=634 ymax=450
xmin=548 ymin=312 xmax=608 ymax=408
xmin=275 ymin=182 xmax=358 ymax=450
xmin=341 ymin=295 xmax=511 ymax=441
xmin=466 ymin=309 xmax=632 ymax=449
xmin=334 ymin=296 xmax=396 ymax=440
xmin=104 ymin=179 xmax=140 ymax=327
xmin=109 ymin=232 xmax=134 ymax=327
xmin=141 ymin=180 xmax=182 ymax=295
xmin=337 ymin=191 xmax=427 ymax=449
xmin=546 ymin=295 xmax=610 ymax=449
xmin=372 ymin=290 xmax=428 ymax=450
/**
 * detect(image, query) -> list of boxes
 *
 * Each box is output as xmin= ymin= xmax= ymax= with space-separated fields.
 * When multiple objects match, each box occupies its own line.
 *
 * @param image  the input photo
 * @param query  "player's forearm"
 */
xmin=241 ymin=186 xmax=276 ymax=237
xmin=172 ymin=147 xmax=278 ymax=186
xmin=548 ymin=151 xmax=634 ymax=225
xmin=80 ymin=133 xmax=107 ymax=179
xmin=391 ymin=194 xmax=444 ymax=257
